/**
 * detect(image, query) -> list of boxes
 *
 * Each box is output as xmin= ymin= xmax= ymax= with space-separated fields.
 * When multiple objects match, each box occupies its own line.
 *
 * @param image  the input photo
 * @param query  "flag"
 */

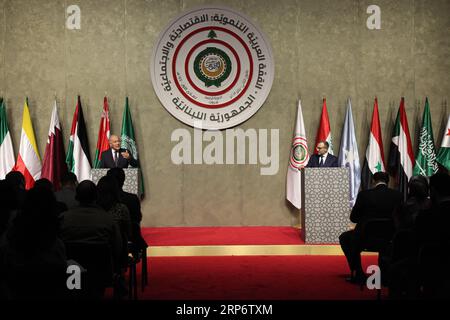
xmin=338 ymin=98 xmax=361 ymax=207
xmin=436 ymin=115 xmax=450 ymax=171
xmin=14 ymin=98 xmax=41 ymax=189
xmin=413 ymin=97 xmax=438 ymax=177
xmin=286 ymin=100 xmax=309 ymax=209
xmin=361 ymin=97 xmax=386 ymax=190
xmin=93 ymin=96 xmax=111 ymax=168
xmin=314 ymin=98 xmax=333 ymax=154
xmin=0 ymin=98 xmax=15 ymax=179
xmin=41 ymin=100 xmax=68 ymax=191
xmin=121 ymin=97 xmax=144 ymax=196
xmin=66 ymin=96 xmax=91 ymax=181
xmin=388 ymin=97 xmax=415 ymax=199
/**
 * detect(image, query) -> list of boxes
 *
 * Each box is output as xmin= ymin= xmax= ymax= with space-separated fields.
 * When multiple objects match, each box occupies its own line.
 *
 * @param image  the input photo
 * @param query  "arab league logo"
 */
xmin=290 ymin=137 xmax=309 ymax=170
xmin=150 ymin=7 xmax=274 ymax=130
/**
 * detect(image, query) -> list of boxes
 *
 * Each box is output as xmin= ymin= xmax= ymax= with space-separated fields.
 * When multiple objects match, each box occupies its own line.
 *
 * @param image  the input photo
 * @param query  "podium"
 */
xmin=301 ymin=168 xmax=350 ymax=244
xmin=91 ymin=168 xmax=141 ymax=196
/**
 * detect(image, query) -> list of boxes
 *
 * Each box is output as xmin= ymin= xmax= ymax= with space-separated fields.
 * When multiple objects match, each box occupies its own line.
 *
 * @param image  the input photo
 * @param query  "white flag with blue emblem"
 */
xmin=338 ymin=98 xmax=361 ymax=207
xmin=286 ymin=100 xmax=309 ymax=209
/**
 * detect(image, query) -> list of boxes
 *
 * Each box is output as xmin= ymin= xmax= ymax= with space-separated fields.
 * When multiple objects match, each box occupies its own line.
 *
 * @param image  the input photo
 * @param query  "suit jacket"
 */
xmin=99 ymin=148 xmax=138 ymax=169
xmin=350 ymin=184 xmax=403 ymax=233
xmin=120 ymin=190 xmax=147 ymax=249
xmin=306 ymin=153 xmax=339 ymax=168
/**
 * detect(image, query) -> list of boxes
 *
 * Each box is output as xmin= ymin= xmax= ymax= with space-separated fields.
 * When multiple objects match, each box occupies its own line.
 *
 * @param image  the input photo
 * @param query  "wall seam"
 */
xmin=2 ymin=0 xmax=6 ymax=97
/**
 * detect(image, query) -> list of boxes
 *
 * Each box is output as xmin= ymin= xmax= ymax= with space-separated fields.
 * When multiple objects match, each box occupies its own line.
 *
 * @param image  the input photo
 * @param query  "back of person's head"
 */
xmin=430 ymin=172 xmax=450 ymax=201
xmin=97 ymin=175 xmax=120 ymax=211
xmin=5 ymin=171 xmax=25 ymax=190
xmin=75 ymin=180 xmax=98 ymax=205
xmin=107 ymin=168 xmax=125 ymax=188
xmin=0 ymin=180 xmax=16 ymax=235
xmin=34 ymin=178 xmax=54 ymax=192
xmin=408 ymin=176 xmax=429 ymax=200
xmin=11 ymin=186 xmax=59 ymax=250
xmin=373 ymin=172 xmax=389 ymax=185
xmin=60 ymin=172 xmax=78 ymax=189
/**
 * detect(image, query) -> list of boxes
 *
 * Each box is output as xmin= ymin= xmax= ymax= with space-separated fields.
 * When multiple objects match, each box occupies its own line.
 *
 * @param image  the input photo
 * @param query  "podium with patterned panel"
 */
xmin=91 ymin=168 xmax=141 ymax=196
xmin=301 ymin=167 xmax=351 ymax=244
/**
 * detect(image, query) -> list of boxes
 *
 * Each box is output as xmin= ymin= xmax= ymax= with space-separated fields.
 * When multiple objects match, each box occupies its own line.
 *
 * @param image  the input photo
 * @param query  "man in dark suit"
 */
xmin=339 ymin=172 xmax=403 ymax=283
xmin=99 ymin=135 xmax=138 ymax=169
xmin=306 ymin=141 xmax=338 ymax=167
xmin=107 ymin=168 xmax=148 ymax=251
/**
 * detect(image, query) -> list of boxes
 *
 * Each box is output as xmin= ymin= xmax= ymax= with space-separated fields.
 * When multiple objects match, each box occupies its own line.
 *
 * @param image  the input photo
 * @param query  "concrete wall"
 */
xmin=0 ymin=0 xmax=448 ymax=227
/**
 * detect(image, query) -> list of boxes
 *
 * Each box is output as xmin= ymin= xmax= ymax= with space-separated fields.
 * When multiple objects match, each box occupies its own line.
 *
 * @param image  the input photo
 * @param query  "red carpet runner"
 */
xmin=127 ymin=227 xmax=386 ymax=300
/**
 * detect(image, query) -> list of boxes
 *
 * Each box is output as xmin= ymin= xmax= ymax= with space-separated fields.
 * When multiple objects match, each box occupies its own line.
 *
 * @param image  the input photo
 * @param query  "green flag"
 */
xmin=436 ymin=115 xmax=450 ymax=171
xmin=121 ymin=97 xmax=144 ymax=197
xmin=413 ymin=98 xmax=438 ymax=176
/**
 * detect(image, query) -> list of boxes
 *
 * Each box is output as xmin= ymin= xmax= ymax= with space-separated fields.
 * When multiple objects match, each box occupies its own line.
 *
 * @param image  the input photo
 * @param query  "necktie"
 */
xmin=319 ymin=156 xmax=324 ymax=167
xmin=114 ymin=151 xmax=119 ymax=167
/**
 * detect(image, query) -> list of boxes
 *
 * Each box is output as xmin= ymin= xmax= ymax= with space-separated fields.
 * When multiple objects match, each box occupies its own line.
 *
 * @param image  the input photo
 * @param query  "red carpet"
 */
xmin=134 ymin=255 xmax=384 ymax=300
xmin=142 ymin=226 xmax=304 ymax=246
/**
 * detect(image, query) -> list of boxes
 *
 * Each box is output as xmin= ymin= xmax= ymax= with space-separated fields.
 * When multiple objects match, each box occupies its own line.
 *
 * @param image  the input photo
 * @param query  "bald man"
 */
xmin=99 ymin=135 xmax=138 ymax=169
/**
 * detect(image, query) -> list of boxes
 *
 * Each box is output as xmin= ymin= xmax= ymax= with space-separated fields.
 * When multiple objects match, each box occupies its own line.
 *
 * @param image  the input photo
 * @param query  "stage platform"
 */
xmin=142 ymin=226 xmax=375 ymax=257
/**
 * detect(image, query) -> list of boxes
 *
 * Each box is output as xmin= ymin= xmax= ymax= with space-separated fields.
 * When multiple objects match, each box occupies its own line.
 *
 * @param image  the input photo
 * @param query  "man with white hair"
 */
xmin=99 ymin=134 xmax=137 ymax=169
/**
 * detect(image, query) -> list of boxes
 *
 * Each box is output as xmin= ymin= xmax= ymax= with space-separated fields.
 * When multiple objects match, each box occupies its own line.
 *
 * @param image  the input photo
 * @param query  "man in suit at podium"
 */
xmin=306 ymin=141 xmax=338 ymax=167
xmin=100 ymin=135 xmax=138 ymax=169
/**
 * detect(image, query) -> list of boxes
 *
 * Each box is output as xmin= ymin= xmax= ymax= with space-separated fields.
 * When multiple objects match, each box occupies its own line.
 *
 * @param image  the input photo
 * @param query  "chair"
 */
xmin=357 ymin=218 xmax=396 ymax=299
xmin=64 ymin=241 xmax=114 ymax=299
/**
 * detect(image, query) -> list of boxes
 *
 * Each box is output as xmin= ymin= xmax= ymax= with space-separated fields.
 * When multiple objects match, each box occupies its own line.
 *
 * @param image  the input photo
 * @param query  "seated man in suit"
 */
xmin=339 ymin=172 xmax=403 ymax=283
xmin=99 ymin=135 xmax=138 ymax=169
xmin=306 ymin=141 xmax=338 ymax=167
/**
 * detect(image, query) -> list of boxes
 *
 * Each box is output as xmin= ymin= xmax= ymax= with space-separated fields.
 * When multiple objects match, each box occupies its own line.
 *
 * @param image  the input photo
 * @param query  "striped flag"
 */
xmin=286 ymin=100 xmax=309 ymax=209
xmin=388 ymin=97 xmax=415 ymax=200
xmin=93 ymin=96 xmax=111 ymax=168
xmin=338 ymin=98 xmax=361 ymax=207
xmin=361 ymin=97 xmax=386 ymax=190
xmin=314 ymin=98 xmax=333 ymax=154
xmin=0 ymin=98 xmax=15 ymax=179
xmin=14 ymin=98 xmax=41 ymax=189
xmin=41 ymin=100 xmax=68 ymax=191
xmin=66 ymin=96 xmax=91 ymax=182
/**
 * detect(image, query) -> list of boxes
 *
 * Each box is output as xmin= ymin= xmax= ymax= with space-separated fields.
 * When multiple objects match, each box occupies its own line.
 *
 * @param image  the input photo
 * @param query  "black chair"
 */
xmin=64 ymin=241 xmax=114 ymax=299
xmin=357 ymin=218 xmax=396 ymax=299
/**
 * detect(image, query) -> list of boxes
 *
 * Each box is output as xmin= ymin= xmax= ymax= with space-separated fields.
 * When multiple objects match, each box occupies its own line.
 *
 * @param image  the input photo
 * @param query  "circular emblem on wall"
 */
xmin=150 ymin=7 xmax=274 ymax=130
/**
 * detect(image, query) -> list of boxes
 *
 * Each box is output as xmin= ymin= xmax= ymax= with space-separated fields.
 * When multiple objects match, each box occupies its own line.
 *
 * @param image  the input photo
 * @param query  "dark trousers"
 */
xmin=339 ymin=230 xmax=364 ymax=275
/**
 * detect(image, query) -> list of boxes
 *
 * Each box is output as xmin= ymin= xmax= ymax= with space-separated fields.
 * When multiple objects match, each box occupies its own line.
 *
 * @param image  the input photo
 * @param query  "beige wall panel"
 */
xmin=1 ymin=0 xmax=449 ymax=227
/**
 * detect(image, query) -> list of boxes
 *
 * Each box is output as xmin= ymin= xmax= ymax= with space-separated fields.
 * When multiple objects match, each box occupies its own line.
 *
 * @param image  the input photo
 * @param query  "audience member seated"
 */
xmin=5 ymin=171 xmax=26 ymax=210
xmin=97 ymin=175 xmax=133 ymax=297
xmin=59 ymin=180 xmax=123 ymax=298
xmin=0 ymin=180 xmax=17 ymax=239
xmin=55 ymin=172 xmax=79 ymax=210
xmin=34 ymin=178 xmax=68 ymax=216
xmin=339 ymin=172 xmax=402 ymax=284
xmin=389 ymin=173 xmax=450 ymax=299
xmin=393 ymin=175 xmax=431 ymax=231
xmin=107 ymin=168 xmax=148 ymax=252
xmin=0 ymin=186 xmax=67 ymax=300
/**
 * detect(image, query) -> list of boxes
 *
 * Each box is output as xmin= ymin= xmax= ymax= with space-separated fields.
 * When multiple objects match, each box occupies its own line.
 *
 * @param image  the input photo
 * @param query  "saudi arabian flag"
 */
xmin=413 ymin=98 xmax=438 ymax=177
xmin=436 ymin=115 xmax=450 ymax=171
xmin=121 ymin=97 xmax=144 ymax=197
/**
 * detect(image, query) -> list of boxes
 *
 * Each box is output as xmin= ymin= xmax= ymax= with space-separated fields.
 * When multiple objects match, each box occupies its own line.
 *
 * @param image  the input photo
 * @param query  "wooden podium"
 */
xmin=91 ymin=168 xmax=141 ymax=196
xmin=301 ymin=167 xmax=350 ymax=244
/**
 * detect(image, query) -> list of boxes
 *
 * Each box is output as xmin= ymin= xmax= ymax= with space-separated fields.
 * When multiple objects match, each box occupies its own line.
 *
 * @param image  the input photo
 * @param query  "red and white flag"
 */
xmin=314 ymin=98 xmax=333 ymax=154
xmin=361 ymin=97 xmax=386 ymax=189
xmin=93 ymin=96 xmax=111 ymax=168
xmin=14 ymin=99 xmax=41 ymax=189
xmin=41 ymin=100 xmax=67 ymax=191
